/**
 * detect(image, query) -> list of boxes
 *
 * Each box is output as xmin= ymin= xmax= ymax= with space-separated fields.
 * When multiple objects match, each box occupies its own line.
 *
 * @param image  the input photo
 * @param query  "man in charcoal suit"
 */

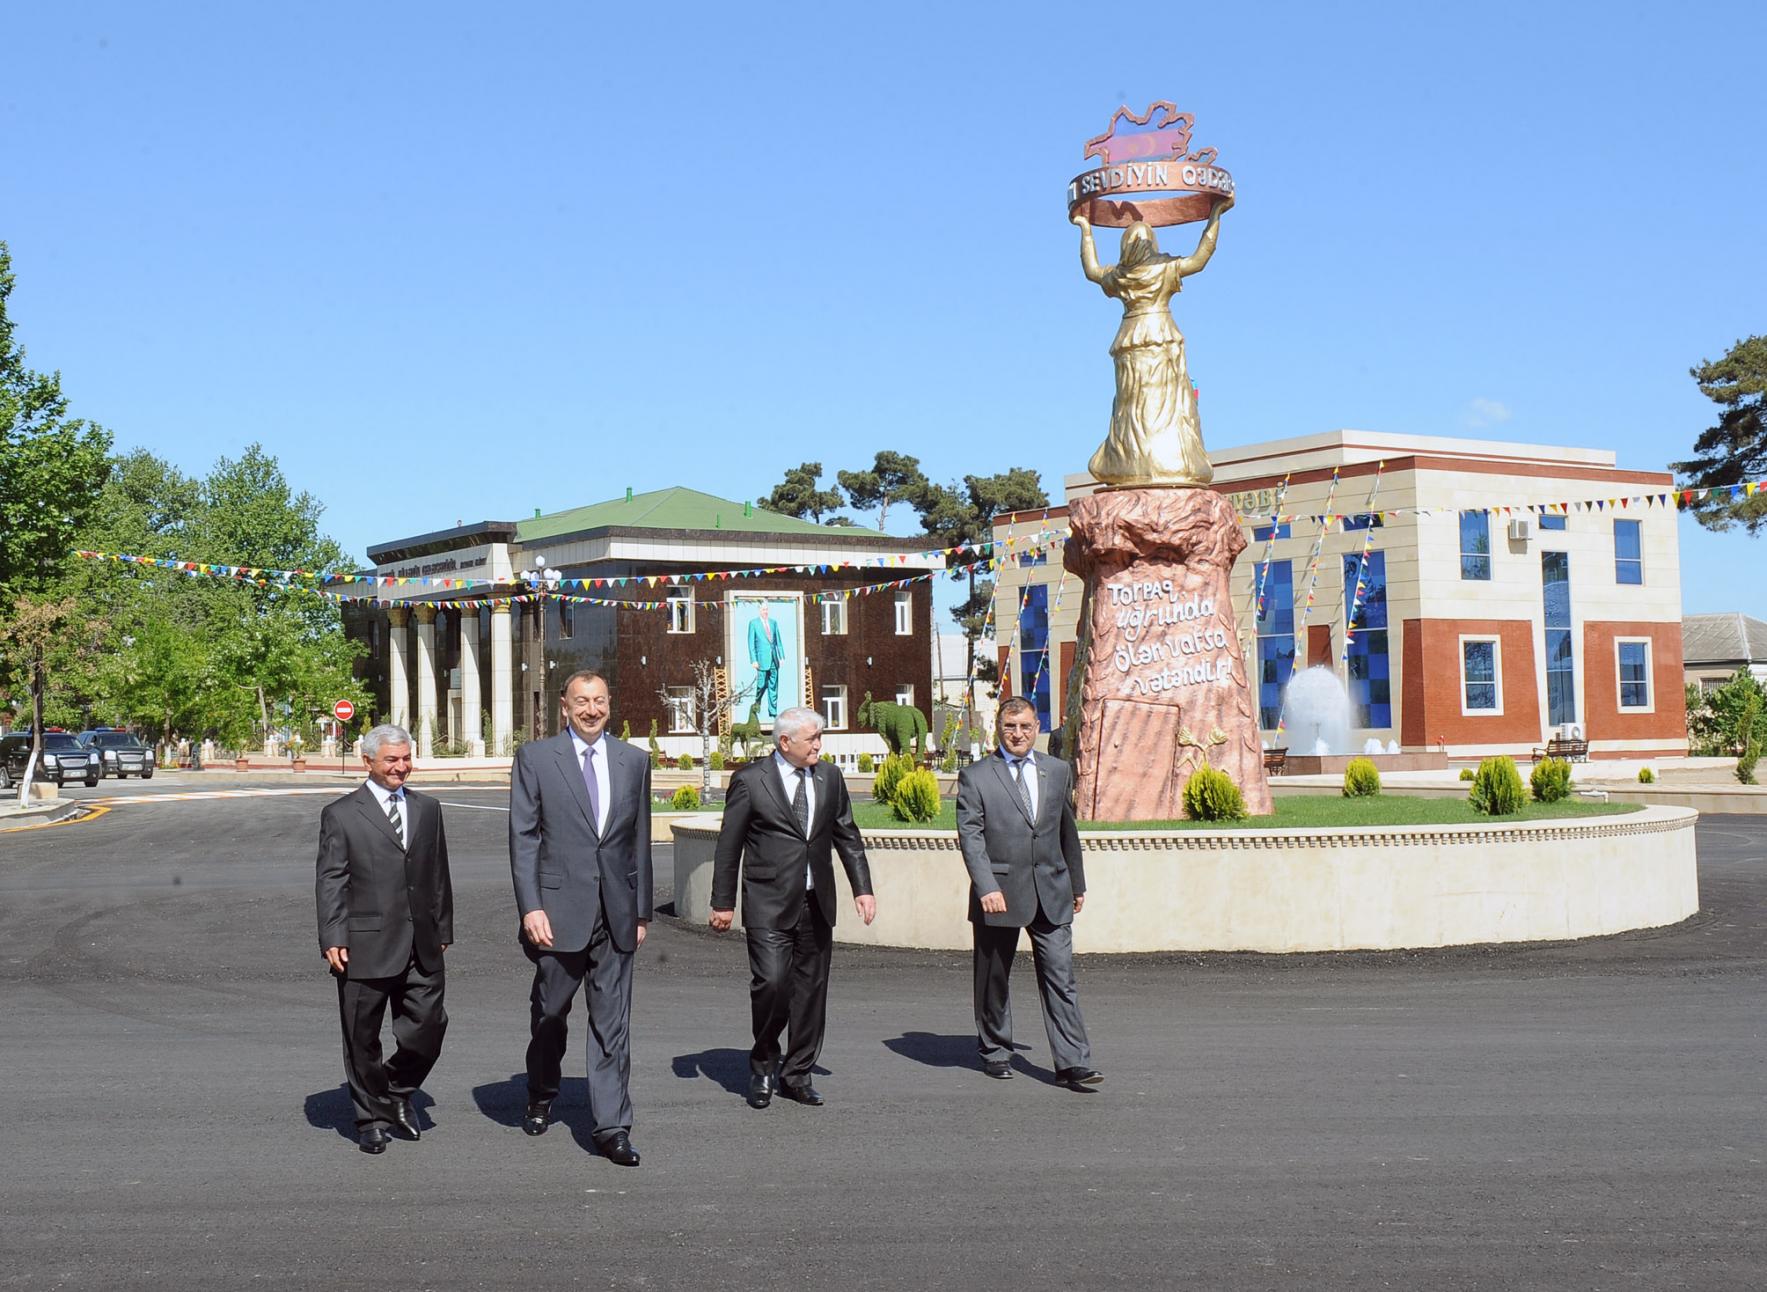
xmin=510 ymin=669 xmax=652 ymax=1166
xmin=956 ymin=696 xmax=1101 ymax=1091
xmin=710 ymin=705 xmax=875 ymax=1108
xmin=316 ymin=723 xmax=454 ymax=1154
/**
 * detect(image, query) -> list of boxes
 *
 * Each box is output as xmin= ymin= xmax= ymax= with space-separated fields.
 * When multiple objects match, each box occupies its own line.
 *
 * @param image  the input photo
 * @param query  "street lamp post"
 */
xmin=519 ymin=555 xmax=561 ymax=738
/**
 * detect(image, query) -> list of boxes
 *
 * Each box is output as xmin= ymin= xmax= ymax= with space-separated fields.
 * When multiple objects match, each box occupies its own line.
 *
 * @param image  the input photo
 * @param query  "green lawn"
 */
xmin=848 ymin=795 xmax=1638 ymax=832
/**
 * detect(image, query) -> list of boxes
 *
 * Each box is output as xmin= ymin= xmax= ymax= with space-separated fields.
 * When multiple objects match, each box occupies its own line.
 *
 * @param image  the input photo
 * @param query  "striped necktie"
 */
xmin=386 ymin=792 xmax=405 ymax=846
xmin=1012 ymin=759 xmax=1035 ymax=820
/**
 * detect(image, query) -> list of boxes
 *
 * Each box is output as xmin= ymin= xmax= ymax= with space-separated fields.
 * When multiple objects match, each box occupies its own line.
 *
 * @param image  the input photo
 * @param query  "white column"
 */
xmin=460 ymin=609 xmax=483 ymax=756
xmin=387 ymin=606 xmax=410 ymax=732
xmin=415 ymin=604 xmax=438 ymax=759
xmin=491 ymin=604 xmax=513 ymax=757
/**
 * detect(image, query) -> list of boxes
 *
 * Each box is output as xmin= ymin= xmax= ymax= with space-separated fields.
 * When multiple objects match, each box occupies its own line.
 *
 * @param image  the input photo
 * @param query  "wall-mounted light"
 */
xmin=866 ymin=656 xmax=873 ymax=667
xmin=640 ymin=654 xmax=647 ymax=666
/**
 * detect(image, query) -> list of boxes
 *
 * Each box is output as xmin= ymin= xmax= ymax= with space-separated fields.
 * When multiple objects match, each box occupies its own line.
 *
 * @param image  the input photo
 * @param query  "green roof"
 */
xmin=515 ymin=487 xmax=884 ymax=542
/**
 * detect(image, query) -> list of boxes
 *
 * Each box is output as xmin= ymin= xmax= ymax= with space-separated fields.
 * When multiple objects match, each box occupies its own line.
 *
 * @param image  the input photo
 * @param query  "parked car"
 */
xmin=0 ymin=732 xmax=100 ymax=788
xmin=78 ymin=730 xmax=155 ymax=779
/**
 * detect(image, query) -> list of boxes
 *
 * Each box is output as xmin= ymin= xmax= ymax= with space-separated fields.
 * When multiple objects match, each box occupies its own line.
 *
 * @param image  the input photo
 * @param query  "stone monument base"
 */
xmin=1063 ymin=487 xmax=1272 ymax=820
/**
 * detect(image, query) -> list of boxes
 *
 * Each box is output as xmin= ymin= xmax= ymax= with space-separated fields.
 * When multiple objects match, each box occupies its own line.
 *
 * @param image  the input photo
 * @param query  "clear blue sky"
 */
xmin=5 ymin=2 xmax=1764 ymax=618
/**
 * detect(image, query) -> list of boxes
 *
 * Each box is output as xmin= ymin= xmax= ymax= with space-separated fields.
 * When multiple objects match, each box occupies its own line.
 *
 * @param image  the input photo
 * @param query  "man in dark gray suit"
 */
xmin=956 ymin=697 xmax=1101 ymax=1091
xmin=316 ymin=723 xmax=453 ymax=1154
xmin=710 ymin=706 xmax=875 ymax=1110
xmin=510 ymin=669 xmax=652 ymax=1166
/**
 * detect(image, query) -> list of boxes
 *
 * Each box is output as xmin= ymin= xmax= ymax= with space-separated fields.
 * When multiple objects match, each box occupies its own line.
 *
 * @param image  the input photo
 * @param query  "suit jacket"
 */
xmin=711 ymin=757 xmax=872 ymax=929
xmin=510 ymin=732 xmax=653 ymax=954
xmin=747 ymin=617 xmax=784 ymax=670
xmin=315 ymin=785 xmax=454 ymax=979
xmin=956 ymin=752 xmax=1084 ymax=928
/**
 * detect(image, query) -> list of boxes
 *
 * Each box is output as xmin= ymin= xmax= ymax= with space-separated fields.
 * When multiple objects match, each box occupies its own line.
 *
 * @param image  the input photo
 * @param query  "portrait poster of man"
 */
xmin=728 ymin=595 xmax=803 ymax=728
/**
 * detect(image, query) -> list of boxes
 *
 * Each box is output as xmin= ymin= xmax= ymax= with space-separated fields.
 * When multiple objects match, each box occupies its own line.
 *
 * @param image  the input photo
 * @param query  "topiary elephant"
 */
xmin=857 ymin=691 xmax=929 ymax=760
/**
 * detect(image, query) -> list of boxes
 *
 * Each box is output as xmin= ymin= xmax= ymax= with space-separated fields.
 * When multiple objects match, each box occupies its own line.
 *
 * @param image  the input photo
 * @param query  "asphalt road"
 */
xmin=1 ymin=779 xmax=1763 ymax=1290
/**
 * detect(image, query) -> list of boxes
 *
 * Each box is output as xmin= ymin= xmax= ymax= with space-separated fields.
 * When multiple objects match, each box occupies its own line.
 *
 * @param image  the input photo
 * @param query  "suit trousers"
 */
xmin=336 ymin=952 xmax=447 ymax=1130
xmin=746 ymin=892 xmax=833 ymax=1087
xmin=972 ymin=903 xmax=1091 ymax=1072
xmin=524 ymin=897 xmax=634 ymax=1139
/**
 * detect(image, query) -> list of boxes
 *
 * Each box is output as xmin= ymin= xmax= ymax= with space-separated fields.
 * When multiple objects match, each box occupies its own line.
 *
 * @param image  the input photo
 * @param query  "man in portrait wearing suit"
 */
xmin=956 ymin=697 xmax=1101 ymax=1091
xmin=710 ymin=706 xmax=875 ymax=1109
xmin=316 ymin=723 xmax=454 ymax=1155
xmin=510 ymin=669 xmax=653 ymax=1166
xmin=747 ymin=602 xmax=786 ymax=719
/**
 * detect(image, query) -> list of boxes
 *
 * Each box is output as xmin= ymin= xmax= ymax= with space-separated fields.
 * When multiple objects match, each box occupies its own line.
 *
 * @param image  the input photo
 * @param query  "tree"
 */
xmin=912 ymin=468 xmax=1049 ymax=726
xmin=837 ymin=451 xmax=929 ymax=533
xmin=1670 ymin=334 xmax=1767 ymax=535
xmin=0 ymin=242 xmax=114 ymax=778
xmin=758 ymin=462 xmax=847 ymax=525
xmin=1685 ymin=667 xmax=1767 ymax=757
xmin=658 ymin=660 xmax=755 ymax=799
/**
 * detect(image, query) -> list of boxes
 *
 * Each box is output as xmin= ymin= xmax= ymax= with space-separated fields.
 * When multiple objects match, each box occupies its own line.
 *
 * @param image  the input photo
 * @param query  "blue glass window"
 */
xmin=1462 ymin=639 xmax=1498 ymax=711
xmin=1252 ymin=521 xmax=1291 ymax=542
xmin=1618 ymin=641 xmax=1650 ymax=708
xmin=1459 ymin=511 xmax=1491 ymax=580
xmin=1256 ymin=560 xmax=1294 ymax=730
xmin=1542 ymin=550 xmax=1576 ymax=726
xmin=1614 ymin=519 xmax=1642 ymax=584
xmin=1538 ymin=514 xmax=1566 ymax=531
xmin=1018 ymin=583 xmax=1051 ymax=729
xmin=1340 ymin=513 xmax=1384 ymax=531
xmin=1017 ymin=549 xmax=1048 ymax=568
xmin=1343 ymin=552 xmax=1390 ymax=728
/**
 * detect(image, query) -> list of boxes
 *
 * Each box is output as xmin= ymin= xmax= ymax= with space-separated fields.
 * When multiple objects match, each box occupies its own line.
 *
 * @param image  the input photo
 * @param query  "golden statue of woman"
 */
xmin=1074 ymin=195 xmax=1233 ymax=488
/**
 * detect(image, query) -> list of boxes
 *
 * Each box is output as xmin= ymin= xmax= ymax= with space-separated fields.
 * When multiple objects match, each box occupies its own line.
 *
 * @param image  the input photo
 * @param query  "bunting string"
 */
xmin=1342 ymin=461 xmax=1386 ymax=658
xmin=1277 ymin=467 xmax=1341 ymax=738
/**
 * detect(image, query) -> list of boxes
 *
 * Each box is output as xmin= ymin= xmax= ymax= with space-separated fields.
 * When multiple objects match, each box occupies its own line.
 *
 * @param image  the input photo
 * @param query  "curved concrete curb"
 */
xmin=672 ymin=806 xmax=1700 ymax=954
xmin=0 ymin=799 xmax=86 ymax=832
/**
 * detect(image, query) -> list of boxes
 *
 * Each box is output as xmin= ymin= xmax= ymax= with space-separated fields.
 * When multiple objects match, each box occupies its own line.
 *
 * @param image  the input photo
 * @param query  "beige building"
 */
xmin=993 ymin=430 xmax=1687 ymax=760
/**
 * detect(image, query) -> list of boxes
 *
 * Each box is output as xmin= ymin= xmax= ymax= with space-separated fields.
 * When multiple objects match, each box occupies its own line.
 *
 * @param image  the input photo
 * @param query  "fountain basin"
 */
xmin=1278 ymin=751 xmax=1449 ymax=776
xmin=671 ymin=805 xmax=1698 ymax=953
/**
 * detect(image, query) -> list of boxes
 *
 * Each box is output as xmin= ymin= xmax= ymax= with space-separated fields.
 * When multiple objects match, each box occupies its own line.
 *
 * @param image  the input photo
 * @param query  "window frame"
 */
xmin=1537 ymin=513 xmax=1567 ymax=532
xmin=1614 ymin=518 xmax=1643 ymax=585
xmin=1615 ymin=637 xmax=1653 ymax=712
xmin=667 ymin=589 xmax=695 ymax=634
xmin=664 ymin=685 xmax=696 ymax=734
xmin=1459 ymin=510 xmax=1491 ymax=581
xmin=819 ymin=683 xmax=848 ymax=731
xmin=1458 ymin=635 xmax=1504 ymax=716
xmin=893 ymin=590 xmax=912 ymax=635
xmin=893 ymin=684 xmax=914 ymax=709
xmin=820 ymin=596 xmax=847 ymax=636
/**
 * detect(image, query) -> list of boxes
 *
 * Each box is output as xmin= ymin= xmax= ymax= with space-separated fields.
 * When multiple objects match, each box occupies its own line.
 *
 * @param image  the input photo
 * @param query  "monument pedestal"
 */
xmin=1062 ymin=487 xmax=1272 ymax=819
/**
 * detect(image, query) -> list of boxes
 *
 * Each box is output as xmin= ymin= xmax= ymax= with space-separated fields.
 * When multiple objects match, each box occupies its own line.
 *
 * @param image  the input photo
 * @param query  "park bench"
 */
xmin=1532 ymin=736 xmax=1588 ymax=763
xmin=1263 ymin=746 xmax=1288 ymax=775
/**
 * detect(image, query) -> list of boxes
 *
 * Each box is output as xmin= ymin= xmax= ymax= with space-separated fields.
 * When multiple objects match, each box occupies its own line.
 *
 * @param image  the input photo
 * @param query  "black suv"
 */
xmin=0 ymin=732 xmax=100 ymax=788
xmin=79 ymin=730 xmax=155 ymax=779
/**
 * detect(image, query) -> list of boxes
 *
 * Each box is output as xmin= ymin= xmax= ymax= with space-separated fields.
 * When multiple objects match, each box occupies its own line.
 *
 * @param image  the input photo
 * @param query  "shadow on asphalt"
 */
xmin=882 ymin=1031 xmax=1064 ymax=1085
xmin=670 ymin=1047 xmax=751 ymax=1096
xmin=303 ymin=1083 xmax=436 ymax=1139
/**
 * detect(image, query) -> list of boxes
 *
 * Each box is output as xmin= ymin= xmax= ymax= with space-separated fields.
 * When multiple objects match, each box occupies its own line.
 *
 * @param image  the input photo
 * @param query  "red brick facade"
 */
xmin=1400 ymin=618 xmax=1542 ymax=748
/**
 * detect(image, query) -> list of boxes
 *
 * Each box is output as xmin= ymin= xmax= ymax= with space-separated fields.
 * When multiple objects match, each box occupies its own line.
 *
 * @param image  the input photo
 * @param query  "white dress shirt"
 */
xmin=1000 ymin=748 xmax=1039 ymax=821
xmin=569 ymin=729 xmax=612 ymax=835
xmin=364 ymin=777 xmax=408 ymax=848
xmin=773 ymin=750 xmax=815 ymax=890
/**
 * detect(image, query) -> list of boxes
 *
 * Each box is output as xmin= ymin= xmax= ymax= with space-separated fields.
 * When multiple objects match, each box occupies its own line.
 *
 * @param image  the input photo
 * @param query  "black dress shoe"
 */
xmin=388 ymin=1098 xmax=421 ymax=1141
xmin=1057 ymin=1067 xmax=1104 ymax=1090
xmin=982 ymin=1060 xmax=1013 ymax=1080
xmin=598 ymin=1131 xmax=641 ymax=1167
xmin=357 ymin=1125 xmax=389 ymax=1155
xmin=777 ymin=1082 xmax=824 ymax=1106
xmin=522 ymin=1101 xmax=551 ymax=1136
xmin=746 ymin=1072 xmax=773 ymax=1109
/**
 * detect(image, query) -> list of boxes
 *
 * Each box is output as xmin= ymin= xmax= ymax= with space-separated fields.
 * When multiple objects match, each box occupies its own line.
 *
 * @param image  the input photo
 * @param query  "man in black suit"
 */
xmin=510 ymin=670 xmax=652 ymax=1166
xmin=316 ymin=723 xmax=453 ymax=1154
xmin=956 ymin=697 xmax=1101 ymax=1091
xmin=710 ymin=705 xmax=875 ymax=1109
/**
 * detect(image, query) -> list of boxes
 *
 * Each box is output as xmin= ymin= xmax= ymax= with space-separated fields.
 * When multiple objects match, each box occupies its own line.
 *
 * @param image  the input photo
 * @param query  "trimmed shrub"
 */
xmin=1458 ymin=767 xmax=1476 ymax=782
xmin=619 ymin=720 xmax=632 ymax=742
xmin=676 ymin=753 xmax=695 ymax=770
xmin=647 ymin=719 xmax=662 ymax=770
xmin=1738 ymin=694 xmax=1761 ymax=786
xmin=856 ymin=752 xmax=875 ymax=775
xmin=1342 ymin=756 xmax=1381 ymax=798
xmin=669 ymin=785 xmax=701 ymax=811
xmin=1529 ymin=756 xmax=1572 ymax=803
xmin=873 ymin=752 xmax=914 ymax=805
xmin=1469 ymin=755 xmax=1526 ymax=815
xmin=1637 ymin=766 xmax=1654 ymax=784
xmin=890 ymin=768 xmax=941 ymax=823
xmin=710 ymin=751 xmax=725 ymax=771
xmin=1182 ymin=766 xmax=1247 ymax=822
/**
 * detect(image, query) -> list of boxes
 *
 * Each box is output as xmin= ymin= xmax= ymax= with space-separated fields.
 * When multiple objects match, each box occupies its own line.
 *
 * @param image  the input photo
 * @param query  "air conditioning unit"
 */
xmin=1507 ymin=517 xmax=1533 ymax=542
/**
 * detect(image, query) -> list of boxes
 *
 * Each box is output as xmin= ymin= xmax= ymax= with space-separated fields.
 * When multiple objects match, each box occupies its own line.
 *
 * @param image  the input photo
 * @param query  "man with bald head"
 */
xmin=710 ymin=706 xmax=875 ymax=1110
